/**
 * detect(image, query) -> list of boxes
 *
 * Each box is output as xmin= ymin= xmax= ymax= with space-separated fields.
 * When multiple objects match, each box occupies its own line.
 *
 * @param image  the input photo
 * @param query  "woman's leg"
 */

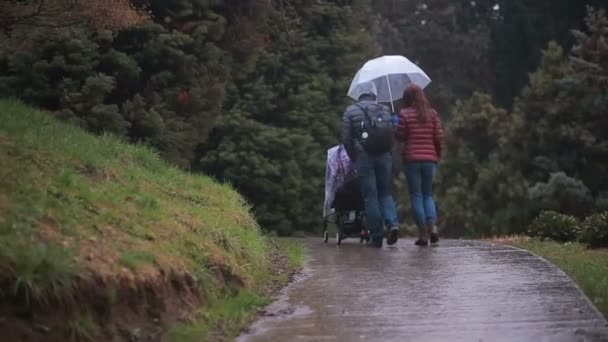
xmin=421 ymin=162 xmax=439 ymax=243
xmin=405 ymin=163 xmax=426 ymax=228
xmin=420 ymin=162 xmax=438 ymax=224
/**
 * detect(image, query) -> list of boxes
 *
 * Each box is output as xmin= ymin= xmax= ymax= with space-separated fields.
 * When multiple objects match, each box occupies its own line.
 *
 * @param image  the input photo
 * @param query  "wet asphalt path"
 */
xmin=238 ymin=239 xmax=608 ymax=342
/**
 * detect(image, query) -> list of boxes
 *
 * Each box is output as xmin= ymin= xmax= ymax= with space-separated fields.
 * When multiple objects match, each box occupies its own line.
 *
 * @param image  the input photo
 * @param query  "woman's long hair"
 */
xmin=403 ymin=84 xmax=432 ymax=123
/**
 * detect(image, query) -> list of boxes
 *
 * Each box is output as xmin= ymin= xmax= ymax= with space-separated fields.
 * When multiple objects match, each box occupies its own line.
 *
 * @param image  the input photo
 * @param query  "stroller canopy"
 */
xmin=323 ymin=145 xmax=357 ymax=217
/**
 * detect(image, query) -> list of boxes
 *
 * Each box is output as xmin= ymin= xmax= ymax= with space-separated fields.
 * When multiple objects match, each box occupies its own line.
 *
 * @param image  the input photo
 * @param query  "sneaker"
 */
xmin=386 ymin=227 xmax=399 ymax=246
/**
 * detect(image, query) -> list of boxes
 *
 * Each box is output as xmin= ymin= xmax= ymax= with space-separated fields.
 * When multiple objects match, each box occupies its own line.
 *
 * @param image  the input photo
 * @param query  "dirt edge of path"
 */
xmin=0 ymin=240 xmax=302 ymax=342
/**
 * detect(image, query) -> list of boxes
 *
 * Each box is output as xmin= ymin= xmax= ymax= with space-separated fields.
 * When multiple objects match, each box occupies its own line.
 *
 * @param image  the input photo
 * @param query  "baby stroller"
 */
xmin=322 ymin=145 xmax=370 ymax=245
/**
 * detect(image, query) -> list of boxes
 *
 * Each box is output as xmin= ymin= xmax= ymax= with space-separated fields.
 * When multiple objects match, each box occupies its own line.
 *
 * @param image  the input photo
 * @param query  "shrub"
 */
xmin=528 ymin=172 xmax=594 ymax=217
xmin=595 ymin=192 xmax=608 ymax=211
xmin=579 ymin=212 xmax=608 ymax=249
xmin=527 ymin=210 xmax=580 ymax=242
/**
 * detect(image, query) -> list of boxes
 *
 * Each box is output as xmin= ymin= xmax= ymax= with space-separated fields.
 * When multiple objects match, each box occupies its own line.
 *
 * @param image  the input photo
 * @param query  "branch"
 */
xmin=568 ymin=56 xmax=602 ymax=71
xmin=0 ymin=0 xmax=81 ymax=33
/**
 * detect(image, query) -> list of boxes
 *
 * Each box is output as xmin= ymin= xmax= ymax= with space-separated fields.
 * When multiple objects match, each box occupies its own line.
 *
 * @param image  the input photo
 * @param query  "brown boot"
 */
xmin=429 ymin=223 xmax=439 ymax=244
xmin=414 ymin=225 xmax=428 ymax=246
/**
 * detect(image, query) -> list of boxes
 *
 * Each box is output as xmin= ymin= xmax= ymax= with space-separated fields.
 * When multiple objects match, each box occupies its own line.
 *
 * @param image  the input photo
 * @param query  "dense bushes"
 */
xmin=528 ymin=173 xmax=594 ymax=218
xmin=527 ymin=211 xmax=580 ymax=243
xmin=579 ymin=212 xmax=608 ymax=249
xmin=527 ymin=210 xmax=608 ymax=249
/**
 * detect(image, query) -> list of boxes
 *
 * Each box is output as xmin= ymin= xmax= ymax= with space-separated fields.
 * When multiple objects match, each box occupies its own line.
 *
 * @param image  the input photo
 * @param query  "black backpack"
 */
xmin=355 ymin=103 xmax=394 ymax=155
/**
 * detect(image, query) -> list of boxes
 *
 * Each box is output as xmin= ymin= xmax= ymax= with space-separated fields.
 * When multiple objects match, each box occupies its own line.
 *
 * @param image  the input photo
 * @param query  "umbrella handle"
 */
xmin=386 ymin=74 xmax=395 ymax=113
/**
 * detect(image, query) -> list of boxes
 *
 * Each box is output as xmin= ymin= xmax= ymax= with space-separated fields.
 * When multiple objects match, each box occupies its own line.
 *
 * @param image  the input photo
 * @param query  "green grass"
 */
xmin=278 ymin=240 xmax=306 ymax=269
xmin=511 ymin=239 xmax=608 ymax=318
xmin=118 ymin=250 xmax=157 ymax=270
xmin=0 ymin=99 xmax=282 ymax=337
xmin=66 ymin=312 xmax=98 ymax=342
xmin=166 ymin=290 xmax=268 ymax=341
xmin=1 ymin=242 xmax=77 ymax=307
xmin=165 ymin=240 xmax=308 ymax=341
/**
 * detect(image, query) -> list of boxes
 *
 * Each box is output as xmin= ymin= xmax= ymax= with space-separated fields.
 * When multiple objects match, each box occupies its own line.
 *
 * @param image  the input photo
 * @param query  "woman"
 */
xmin=395 ymin=84 xmax=443 ymax=246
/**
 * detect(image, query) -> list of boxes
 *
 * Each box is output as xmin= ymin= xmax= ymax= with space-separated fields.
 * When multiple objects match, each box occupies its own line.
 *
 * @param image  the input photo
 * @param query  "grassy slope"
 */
xmin=167 ymin=240 xmax=306 ymax=341
xmin=506 ymin=238 xmax=608 ymax=318
xmin=0 ymin=100 xmax=299 ymax=340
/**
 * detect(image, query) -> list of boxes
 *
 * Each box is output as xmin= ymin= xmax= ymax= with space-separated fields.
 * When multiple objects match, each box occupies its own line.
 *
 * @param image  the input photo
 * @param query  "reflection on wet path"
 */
xmin=239 ymin=239 xmax=608 ymax=342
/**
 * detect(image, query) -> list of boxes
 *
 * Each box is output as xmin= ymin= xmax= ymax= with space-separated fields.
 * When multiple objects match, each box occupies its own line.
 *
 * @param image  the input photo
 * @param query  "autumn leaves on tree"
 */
xmin=0 ymin=0 xmax=150 ymax=34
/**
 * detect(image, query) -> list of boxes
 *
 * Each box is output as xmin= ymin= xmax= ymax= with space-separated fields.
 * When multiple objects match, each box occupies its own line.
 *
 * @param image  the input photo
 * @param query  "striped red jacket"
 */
xmin=395 ymin=107 xmax=443 ymax=162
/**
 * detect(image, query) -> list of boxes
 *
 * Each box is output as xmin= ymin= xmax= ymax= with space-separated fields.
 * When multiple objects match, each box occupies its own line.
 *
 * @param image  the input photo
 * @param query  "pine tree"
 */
xmin=437 ymin=8 xmax=608 ymax=236
xmin=489 ymin=0 xmax=606 ymax=107
xmin=198 ymin=0 xmax=378 ymax=234
xmin=435 ymin=93 xmax=529 ymax=236
xmin=0 ymin=0 xmax=271 ymax=167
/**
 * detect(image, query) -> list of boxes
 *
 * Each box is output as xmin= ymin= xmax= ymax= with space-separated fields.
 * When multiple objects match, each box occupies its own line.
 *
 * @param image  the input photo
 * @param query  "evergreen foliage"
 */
xmin=436 ymin=8 xmax=608 ymax=237
xmin=0 ymin=0 xmax=269 ymax=167
xmin=1 ymin=2 xmax=607 ymax=237
xmin=200 ymin=1 xmax=378 ymax=233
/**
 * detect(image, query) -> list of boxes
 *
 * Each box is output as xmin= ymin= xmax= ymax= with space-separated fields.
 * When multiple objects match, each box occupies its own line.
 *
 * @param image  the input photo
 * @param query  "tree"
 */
xmin=489 ymin=0 xmax=606 ymax=107
xmin=198 ymin=0 xmax=379 ymax=234
xmin=372 ymin=0 xmax=493 ymax=117
xmin=436 ymin=7 xmax=608 ymax=237
xmin=529 ymin=172 xmax=594 ymax=217
xmin=0 ymin=0 xmax=271 ymax=167
xmin=568 ymin=7 xmax=608 ymax=193
xmin=434 ymin=93 xmax=528 ymax=237
xmin=511 ymin=31 xmax=607 ymax=201
xmin=0 ymin=0 xmax=150 ymax=46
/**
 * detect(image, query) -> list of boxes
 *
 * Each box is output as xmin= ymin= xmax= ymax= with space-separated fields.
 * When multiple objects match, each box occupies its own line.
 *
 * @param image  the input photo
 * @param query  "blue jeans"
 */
xmin=356 ymin=151 xmax=399 ymax=240
xmin=405 ymin=162 xmax=438 ymax=227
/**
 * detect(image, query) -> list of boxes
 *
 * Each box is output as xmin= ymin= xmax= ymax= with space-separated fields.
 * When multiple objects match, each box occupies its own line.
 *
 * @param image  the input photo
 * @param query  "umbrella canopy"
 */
xmin=347 ymin=55 xmax=431 ymax=110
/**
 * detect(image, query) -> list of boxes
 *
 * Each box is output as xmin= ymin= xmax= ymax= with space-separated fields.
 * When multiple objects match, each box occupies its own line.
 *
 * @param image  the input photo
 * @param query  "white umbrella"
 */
xmin=347 ymin=55 xmax=431 ymax=112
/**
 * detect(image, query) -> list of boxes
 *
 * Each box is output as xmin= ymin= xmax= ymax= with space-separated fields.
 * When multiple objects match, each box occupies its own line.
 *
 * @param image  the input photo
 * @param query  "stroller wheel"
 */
xmin=323 ymin=231 xmax=329 ymax=244
xmin=359 ymin=229 xmax=368 ymax=244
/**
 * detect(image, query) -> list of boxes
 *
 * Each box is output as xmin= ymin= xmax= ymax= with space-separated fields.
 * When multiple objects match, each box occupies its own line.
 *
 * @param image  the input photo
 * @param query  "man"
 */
xmin=341 ymin=81 xmax=400 ymax=248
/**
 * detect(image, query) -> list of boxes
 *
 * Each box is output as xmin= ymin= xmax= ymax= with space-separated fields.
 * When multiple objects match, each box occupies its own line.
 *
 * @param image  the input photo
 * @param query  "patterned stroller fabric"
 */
xmin=323 ymin=145 xmax=357 ymax=218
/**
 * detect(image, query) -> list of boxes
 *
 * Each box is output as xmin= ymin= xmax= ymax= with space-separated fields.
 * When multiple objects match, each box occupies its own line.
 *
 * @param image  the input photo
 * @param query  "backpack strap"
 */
xmin=354 ymin=103 xmax=381 ymax=127
xmin=354 ymin=103 xmax=370 ymax=124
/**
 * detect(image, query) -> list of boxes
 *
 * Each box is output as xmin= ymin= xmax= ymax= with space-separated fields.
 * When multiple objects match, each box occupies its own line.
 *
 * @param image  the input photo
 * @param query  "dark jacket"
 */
xmin=395 ymin=107 xmax=443 ymax=162
xmin=341 ymin=94 xmax=392 ymax=162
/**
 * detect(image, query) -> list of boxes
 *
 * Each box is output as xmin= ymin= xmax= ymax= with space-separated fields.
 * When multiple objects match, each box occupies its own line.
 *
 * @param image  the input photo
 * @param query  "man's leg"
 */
xmin=356 ymin=152 xmax=383 ymax=247
xmin=376 ymin=153 xmax=399 ymax=245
